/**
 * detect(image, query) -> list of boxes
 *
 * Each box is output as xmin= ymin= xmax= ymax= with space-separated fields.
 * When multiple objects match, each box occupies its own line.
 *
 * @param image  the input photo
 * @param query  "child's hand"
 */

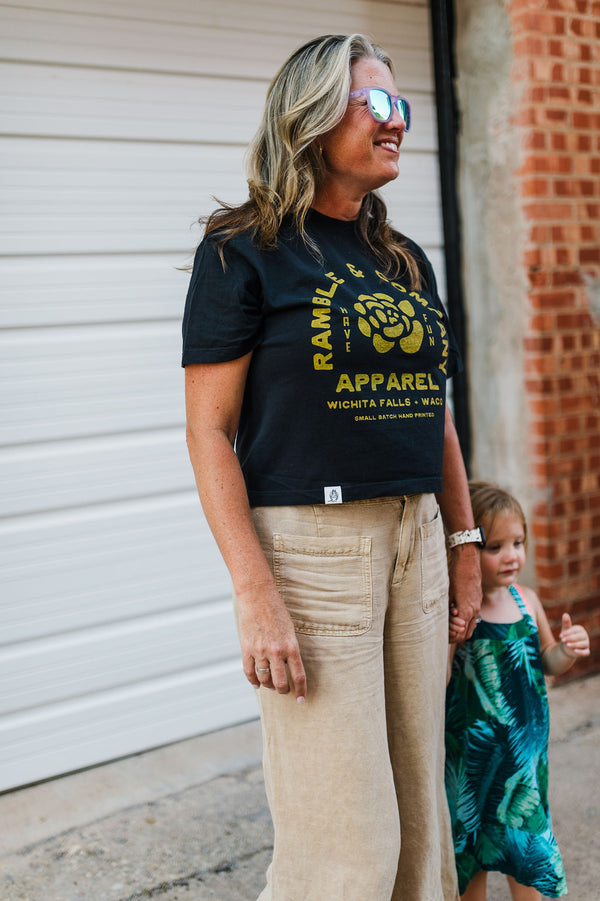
xmin=449 ymin=605 xmax=467 ymax=643
xmin=559 ymin=612 xmax=591 ymax=658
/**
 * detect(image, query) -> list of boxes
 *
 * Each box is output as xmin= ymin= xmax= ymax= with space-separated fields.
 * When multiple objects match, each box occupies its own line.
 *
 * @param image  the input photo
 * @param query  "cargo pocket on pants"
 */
xmin=272 ymin=533 xmax=373 ymax=635
xmin=419 ymin=506 xmax=449 ymax=613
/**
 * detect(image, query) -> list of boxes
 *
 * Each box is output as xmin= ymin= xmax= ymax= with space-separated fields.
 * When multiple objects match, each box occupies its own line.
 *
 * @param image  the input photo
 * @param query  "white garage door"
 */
xmin=0 ymin=0 xmax=442 ymax=791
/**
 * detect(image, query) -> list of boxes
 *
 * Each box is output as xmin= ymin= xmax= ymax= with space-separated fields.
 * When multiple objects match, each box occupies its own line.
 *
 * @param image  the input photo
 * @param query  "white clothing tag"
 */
xmin=324 ymin=485 xmax=343 ymax=504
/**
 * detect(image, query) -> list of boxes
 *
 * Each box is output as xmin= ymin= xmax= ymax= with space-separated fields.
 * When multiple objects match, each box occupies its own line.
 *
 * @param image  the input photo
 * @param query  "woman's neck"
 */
xmin=311 ymin=184 xmax=363 ymax=221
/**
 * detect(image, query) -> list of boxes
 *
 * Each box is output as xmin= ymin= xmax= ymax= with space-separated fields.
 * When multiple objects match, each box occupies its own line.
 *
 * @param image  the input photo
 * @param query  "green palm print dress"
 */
xmin=445 ymin=584 xmax=567 ymax=896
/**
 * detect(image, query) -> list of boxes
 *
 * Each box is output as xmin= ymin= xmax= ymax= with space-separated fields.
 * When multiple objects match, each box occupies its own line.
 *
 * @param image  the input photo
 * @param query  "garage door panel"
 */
xmin=0 ymin=8 xmax=294 ymax=79
xmin=1 ymin=3 xmax=432 ymax=87
xmin=0 ymin=139 xmax=246 ymax=255
xmin=0 ymin=602 xmax=240 ymax=717
xmin=0 ymin=322 xmax=183 ymax=443
xmin=385 ymin=152 xmax=443 ymax=251
xmin=0 ymin=138 xmax=246 ymax=175
xmin=1 ymin=497 xmax=230 ymax=644
xmin=0 ymin=64 xmax=266 ymax=145
xmin=0 ymin=429 xmax=191 ymax=517
xmin=0 ymin=255 xmax=188 ymax=327
xmin=5 ymin=0 xmax=427 ymax=29
xmin=0 ymin=663 xmax=258 ymax=792
xmin=423 ymin=247 xmax=448 ymax=307
xmin=387 ymin=201 xmax=443 ymax=253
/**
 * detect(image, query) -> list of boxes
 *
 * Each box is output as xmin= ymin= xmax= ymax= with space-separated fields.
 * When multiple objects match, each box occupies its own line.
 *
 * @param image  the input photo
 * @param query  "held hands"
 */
xmin=559 ymin=612 xmax=591 ymax=658
xmin=236 ymin=581 xmax=307 ymax=703
xmin=448 ymin=544 xmax=482 ymax=643
xmin=449 ymin=606 xmax=466 ymax=642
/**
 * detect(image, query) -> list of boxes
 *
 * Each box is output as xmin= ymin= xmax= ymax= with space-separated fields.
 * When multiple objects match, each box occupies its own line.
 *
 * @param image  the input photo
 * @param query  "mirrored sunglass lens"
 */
xmin=369 ymin=89 xmax=392 ymax=121
xmin=396 ymin=99 xmax=410 ymax=130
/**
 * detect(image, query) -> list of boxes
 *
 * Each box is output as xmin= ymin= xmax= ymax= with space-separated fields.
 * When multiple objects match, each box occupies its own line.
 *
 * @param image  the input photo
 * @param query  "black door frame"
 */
xmin=429 ymin=0 xmax=472 ymax=472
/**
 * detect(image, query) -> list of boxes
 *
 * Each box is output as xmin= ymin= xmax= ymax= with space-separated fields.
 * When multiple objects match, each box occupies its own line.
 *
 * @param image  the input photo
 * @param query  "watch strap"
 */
xmin=447 ymin=527 xmax=485 ymax=549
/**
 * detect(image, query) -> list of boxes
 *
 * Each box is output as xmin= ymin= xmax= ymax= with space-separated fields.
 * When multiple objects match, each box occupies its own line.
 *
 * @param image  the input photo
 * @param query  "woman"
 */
xmin=183 ymin=33 xmax=481 ymax=901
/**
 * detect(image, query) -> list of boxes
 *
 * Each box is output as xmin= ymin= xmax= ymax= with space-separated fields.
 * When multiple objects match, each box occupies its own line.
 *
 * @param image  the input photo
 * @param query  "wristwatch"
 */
xmin=447 ymin=527 xmax=486 ymax=549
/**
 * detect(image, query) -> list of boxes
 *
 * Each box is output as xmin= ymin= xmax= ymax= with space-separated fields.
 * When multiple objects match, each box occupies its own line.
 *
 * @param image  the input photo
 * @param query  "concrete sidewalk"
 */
xmin=1 ymin=676 xmax=598 ymax=901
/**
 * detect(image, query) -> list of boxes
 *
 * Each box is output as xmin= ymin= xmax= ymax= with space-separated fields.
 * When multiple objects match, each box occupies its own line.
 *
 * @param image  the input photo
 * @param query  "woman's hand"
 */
xmin=237 ymin=581 xmax=307 ymax=702
xmin=448 ymin=544 xmax=482 ymax=641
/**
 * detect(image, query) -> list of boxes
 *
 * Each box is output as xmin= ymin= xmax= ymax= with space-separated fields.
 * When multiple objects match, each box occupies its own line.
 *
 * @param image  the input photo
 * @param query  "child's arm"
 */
xmin=543 ymin=612 xmax=591 ymax=675
xmin=524 ymin=586 xmax=591 ymax=676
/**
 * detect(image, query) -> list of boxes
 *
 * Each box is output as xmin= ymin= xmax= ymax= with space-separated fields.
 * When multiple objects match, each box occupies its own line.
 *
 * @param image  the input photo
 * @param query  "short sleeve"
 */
xmin=181 ymin=236 xmax=263 ymax=366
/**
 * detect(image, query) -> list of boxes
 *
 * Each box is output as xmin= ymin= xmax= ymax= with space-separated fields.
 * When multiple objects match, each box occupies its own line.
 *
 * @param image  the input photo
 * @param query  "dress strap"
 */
xmin=509 ymin=583 xmax=532 ymax=617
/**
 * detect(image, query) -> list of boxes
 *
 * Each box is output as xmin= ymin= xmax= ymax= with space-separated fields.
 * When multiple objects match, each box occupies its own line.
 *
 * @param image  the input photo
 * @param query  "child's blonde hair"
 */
xmin=469 ymin=480 xmax=529 ymax=550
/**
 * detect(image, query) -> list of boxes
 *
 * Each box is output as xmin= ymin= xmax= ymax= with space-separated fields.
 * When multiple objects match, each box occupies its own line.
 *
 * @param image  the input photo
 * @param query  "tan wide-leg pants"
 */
xmin=245 ymin=493 xmax=458 ymax=901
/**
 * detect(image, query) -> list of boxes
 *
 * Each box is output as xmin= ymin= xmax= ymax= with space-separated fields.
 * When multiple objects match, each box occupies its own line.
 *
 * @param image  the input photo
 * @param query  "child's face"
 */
xmin=480 ymin=512 xmax=526 ymax=591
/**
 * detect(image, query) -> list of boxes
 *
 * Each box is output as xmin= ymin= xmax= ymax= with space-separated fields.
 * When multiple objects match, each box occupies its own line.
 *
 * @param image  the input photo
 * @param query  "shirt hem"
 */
xmin=247 ymin=478 xmax=442 ymax=507
xmin=181 ymin=339 xmax=257 ymax=367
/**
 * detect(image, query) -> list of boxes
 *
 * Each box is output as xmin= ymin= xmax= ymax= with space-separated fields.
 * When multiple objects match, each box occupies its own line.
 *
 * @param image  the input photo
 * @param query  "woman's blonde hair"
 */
xmin=203 ymin=33 xmax=421 ymax=286
xmin=469 ymin=481 xmax=529 ymax=550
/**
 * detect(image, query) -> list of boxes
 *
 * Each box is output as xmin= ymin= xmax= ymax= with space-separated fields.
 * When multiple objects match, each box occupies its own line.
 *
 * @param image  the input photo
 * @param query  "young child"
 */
xmin=445 ymin=481 xmax=590 ymax=901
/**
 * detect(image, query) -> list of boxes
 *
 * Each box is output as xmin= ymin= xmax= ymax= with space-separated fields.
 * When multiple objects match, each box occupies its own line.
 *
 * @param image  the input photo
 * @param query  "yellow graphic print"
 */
xmin=354 ymin=293 xmax=424 ymax=355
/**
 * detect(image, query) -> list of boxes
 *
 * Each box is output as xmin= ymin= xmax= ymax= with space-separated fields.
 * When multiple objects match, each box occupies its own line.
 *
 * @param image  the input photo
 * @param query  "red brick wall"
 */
xmin=508 ymin=0 xmax=600 ymax=674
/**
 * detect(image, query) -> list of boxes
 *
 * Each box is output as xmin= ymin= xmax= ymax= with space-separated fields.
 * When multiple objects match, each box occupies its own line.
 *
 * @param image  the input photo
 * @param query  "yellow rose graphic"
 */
xmin=354 ymin=293 xmax=424 ymax=354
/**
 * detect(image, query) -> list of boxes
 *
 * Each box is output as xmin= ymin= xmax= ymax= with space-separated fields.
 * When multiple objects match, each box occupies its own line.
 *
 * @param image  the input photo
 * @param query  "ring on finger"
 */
xmin=256 ymin=666 xmax=270 ymax=674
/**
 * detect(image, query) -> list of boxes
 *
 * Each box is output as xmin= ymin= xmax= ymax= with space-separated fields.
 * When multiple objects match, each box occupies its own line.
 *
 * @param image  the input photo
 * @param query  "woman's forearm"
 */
xmin=184 ymin=357 xmax=275 ymax=596
xmin=186 ymin=424 xmax=275 ymax=596
xmin=436 ymin=406 xmax=482 ymax=639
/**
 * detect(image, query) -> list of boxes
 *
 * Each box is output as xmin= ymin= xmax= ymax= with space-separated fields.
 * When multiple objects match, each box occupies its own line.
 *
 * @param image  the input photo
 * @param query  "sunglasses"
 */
xmin=348 ymin=87 xmax=411 ymax=131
